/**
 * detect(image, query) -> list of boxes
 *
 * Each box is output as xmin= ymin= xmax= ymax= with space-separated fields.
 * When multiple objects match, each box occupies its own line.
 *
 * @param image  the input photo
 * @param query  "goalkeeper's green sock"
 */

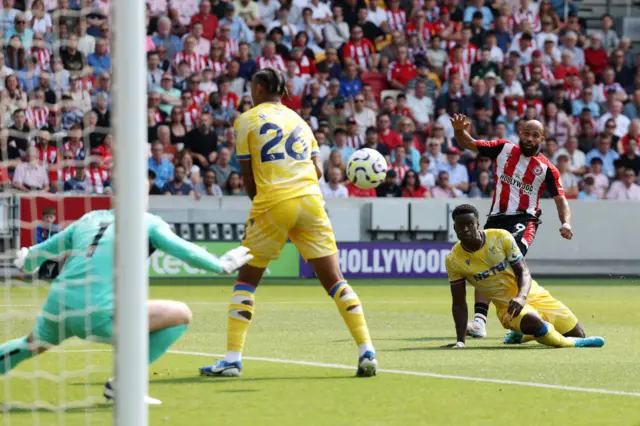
xmin=148 ymin=325 xmax=188 ymax=365
xmin=0 ymin=337 xmax=33 ymax=375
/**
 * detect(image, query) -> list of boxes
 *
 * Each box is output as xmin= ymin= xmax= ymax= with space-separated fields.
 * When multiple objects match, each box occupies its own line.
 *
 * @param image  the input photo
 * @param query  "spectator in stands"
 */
xmin=224 ymin=171 xmax=246 ymax=196
xmin=210 ymin=146 xmax=236 ymax=186
xmin=557 ymin=136 xmax=587 ymax=175
xmin=586 ymin=135 xmax=620 ymax=179
xmin=376 ymin=169 xmax=402 ymax=198
xmin=147 ymin=170 xmax=164 ymax=195
xmin=194 ymin=168 xmax=223 ymax=198
xmin=339 ymin=61 xmax=362 ymax=99
xmin=468 ymin=170 xmax=494 ymax=199
xmin=163 ymin=164 xmax=195 ymax=197
xmin=63 ymin=161 xmax=90 ymax=193
xmin=606 ymin=168 xmax=640 ymax=200
xmin=440 ymin=147 xmax=469 ymax=193
xmin=13 ymin=146 xmax=49 ymax=192
xmin=332 ymin=129 xmax=355 ymax=164
xmin=577 ymin=175 xmax=598 ymax=200
xmin=185 ymin=112 xmax=218 ymax=168
xmin=406 ymin=80 xmax=434 ymax=131
xmin=148 ymin=142 xmax=174 ymax=189
xmin=620 ymin=142 xmax=640 ymax=176
xmin=584 ymin=157 xmax=609 ymax=199
xmin=321 ymin=167 xmax=349 ymax=199
xmin=87 ymin=38 xmax=111 ymax=77
xmin=352 ymin=93 xmax=376 ymax=140
xmin=431 ymin=171 xmax=457 ymax=199
xmin=598 ymin=101 xmax=630 ymax=138
xmin=598 ymin=14 xmax=619 ymax=53
xmin=557 ymin=154 xmax=579 ymax=197
xmin=401 ymin=170 xmax=430 ymax=198
xmin=584 ymin=33 xmax=608 ymax=78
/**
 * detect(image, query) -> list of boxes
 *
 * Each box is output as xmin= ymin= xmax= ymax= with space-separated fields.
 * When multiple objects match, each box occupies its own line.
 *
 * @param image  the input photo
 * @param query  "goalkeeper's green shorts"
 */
xmin=32 ymin=309 xmax=113 ymax=346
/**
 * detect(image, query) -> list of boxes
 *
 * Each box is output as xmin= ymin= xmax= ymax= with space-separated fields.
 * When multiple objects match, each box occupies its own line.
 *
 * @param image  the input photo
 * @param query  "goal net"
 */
xmin=0 ymin=0 xmax=147 ymax=423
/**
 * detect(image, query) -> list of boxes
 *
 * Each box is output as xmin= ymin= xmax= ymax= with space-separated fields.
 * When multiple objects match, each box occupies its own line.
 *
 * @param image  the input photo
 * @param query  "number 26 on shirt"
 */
xmin=260 ymin=123 xmax=308 ymax=163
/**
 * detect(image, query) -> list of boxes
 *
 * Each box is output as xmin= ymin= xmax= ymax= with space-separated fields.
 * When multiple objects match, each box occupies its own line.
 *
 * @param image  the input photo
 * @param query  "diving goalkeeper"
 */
xmin=1 ymin=208 xmax=252 ymax=404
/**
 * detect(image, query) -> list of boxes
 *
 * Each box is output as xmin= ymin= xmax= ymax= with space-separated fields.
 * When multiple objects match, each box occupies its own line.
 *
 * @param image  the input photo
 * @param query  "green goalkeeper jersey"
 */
xmin=23 ymin=210 xmax=224 ymax=314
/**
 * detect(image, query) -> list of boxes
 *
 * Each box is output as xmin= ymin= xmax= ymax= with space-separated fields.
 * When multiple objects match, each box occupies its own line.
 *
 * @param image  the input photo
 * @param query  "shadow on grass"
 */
xmin=70 ymin=375 xmax=354 ymax=387
xmin=0 ymin=403 xmax=111 ymax=413
xmin=382 ymin=344 xmax=551 ymax=352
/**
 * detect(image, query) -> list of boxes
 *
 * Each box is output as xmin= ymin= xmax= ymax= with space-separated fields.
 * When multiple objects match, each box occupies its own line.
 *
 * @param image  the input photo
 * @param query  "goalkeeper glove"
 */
xmin=218 ymin=246 xmax=253 ymax=275
xmin=14 ymin=247 xmax=30 ymax=272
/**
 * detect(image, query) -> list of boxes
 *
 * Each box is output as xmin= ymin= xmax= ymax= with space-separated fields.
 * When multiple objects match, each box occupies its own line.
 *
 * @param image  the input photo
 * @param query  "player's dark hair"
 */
xmin=451 ymin=204 xmax=479 ymax=220
xmin=253 ymin=67 xmax=289 ymax=98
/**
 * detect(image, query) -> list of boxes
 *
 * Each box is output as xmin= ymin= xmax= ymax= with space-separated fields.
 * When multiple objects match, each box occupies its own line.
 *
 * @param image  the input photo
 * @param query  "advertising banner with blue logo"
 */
xmin=299 ymin=242 xmax=454 ymax=278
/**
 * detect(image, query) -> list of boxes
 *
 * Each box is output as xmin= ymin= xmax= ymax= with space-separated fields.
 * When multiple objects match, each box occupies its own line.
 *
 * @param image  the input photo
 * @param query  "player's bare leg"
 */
xmin=517 ymin=313 xmax=604 ymax=348
xmin=199 ymin=264 xmax=265 ymax=377
xmin=467 ymin=289 xmax=489 ymax=338
xmin=309 ymin=254 xmax=377 ymax=377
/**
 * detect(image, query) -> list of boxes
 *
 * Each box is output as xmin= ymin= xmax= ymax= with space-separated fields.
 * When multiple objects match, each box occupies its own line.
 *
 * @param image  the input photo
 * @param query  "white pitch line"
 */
xmin=53 ymin=348 xmax=640 ymax=397
xmin=168 ymin=350 xmax=640 ymax=398
xmin=0 ymin=300 xmax=435 ymax=308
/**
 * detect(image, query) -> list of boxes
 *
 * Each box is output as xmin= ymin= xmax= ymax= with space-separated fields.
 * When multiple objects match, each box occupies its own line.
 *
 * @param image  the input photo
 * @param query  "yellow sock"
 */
xmin=534 ymin=322 xmax=575 ymax=348
xmin=227 ymin=282 xmax=256 ymax=353
xmin=329 ymin=281 xmax=371 ymax=346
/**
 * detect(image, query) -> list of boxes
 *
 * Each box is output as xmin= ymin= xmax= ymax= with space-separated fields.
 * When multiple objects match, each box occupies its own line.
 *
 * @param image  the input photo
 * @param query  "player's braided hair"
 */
xmin=451 ymin=204 xmax=479 ymax=220
xmin=253 ymin=67 xmax=289 ymax=98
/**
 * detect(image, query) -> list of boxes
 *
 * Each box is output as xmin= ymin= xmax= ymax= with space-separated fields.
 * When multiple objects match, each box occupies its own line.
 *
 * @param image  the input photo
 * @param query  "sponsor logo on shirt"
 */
xmin=500 ymin=173 xmax=533 ymax=195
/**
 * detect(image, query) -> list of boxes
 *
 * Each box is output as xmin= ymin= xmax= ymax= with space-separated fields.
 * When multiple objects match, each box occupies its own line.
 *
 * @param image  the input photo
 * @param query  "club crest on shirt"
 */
xmin=465 ymin=259 xmax=470 ymax=265
xmin=533 ymin=166 xmax=543 ymax=176
xmin=489 ymin=245 xmax=496 ymax=254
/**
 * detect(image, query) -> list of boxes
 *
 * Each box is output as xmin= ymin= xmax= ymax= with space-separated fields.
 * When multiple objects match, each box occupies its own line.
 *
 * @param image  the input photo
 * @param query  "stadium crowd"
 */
xmin=0 ymin=0 xmax=640 ymax=200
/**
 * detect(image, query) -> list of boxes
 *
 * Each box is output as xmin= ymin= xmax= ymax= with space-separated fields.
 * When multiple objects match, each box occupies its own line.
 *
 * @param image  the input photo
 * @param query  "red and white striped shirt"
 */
xmin=346 ymin=134 xmax=363 ymax=149
xmin=342 ymin=40 xmax=376 ymax=70
xmin=209 ymin=60 xmax=227 ymax=79
xmin=26 ymin=106 xmax=50 ymax=129
xmin=220 ymin=38 xmax=239 ymax=60
xmin=174 ymin=51 xmax=208 ymax=73
xmin=513 ymin=8 xmax=540 ymax=32
xmin=36 ymin=145 xmax=58 ymax=167
xmin=256 ymin=55 xmax=286 ymax=72
xmin=63 ymin=141 xmax=84 ymax=160
xmin=476 ymin=140 xmax=564 ymax=216
xmin=565 ymin=86 xmax=583 ymax=101
xmin=517 ymin=99 xmax=544 ymax=117
xmin=390 ymin=163 xmax=409 ymax=182
xmin=296 ymin=55 xmax=316 ymax=78
xmin=522 ymin=63 xmax=554 ymax=82
xmin=192 ymin=90 xmax=207 ymax=107
xmin=59 ymin=167 xmax=75 ymax=182
xmin=87 ymin=167 xmax=110 ymax=193
xmin=405 ymin=22 xmax=433 ymax=41
xmin=184 ymin=104 xmax=201 ymax=128
xmin=28 ymin=47 xmax=51 ymax=72
xmin=386 ymin=9 xmax=407 ymax=32
xmin=220 ymin=92 xmax=239 ymax=109
xmin=444 ymin=62 xmax=470 ymax=81
xmin=450 ymin=43 xmax=478 ymax=65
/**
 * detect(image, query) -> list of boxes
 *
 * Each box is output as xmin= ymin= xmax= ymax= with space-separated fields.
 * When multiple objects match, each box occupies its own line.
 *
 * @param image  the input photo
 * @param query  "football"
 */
xmin=346 ymin=148 xmax=388 ymax=189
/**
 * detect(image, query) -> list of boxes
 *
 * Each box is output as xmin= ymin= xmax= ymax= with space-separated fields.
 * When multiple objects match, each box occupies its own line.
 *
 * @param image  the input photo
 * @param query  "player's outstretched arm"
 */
xmin=554 ymin=195 xmax=573 ymax=240
xmin=450 ymin=114 xmax=479 ymax=152
xmin=507 ymin=259 xmax=532 ymax=319
xmin=149 ymin=222 xmax=252 ymax=274
xmin=444 ymin=283 xmax=468 ymax=348
xmin=15 ymin=223 xmax=77 ymax=273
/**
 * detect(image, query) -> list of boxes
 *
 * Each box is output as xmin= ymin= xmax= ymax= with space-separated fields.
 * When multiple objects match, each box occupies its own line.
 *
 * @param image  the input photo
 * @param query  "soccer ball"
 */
xmin=346 ymin=148 xmax=388 ymax=189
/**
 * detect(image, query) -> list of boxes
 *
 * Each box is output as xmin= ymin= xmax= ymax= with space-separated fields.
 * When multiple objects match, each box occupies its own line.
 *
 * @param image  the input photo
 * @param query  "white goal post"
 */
xmin=112 ymin=0 xmax=149 ymax=424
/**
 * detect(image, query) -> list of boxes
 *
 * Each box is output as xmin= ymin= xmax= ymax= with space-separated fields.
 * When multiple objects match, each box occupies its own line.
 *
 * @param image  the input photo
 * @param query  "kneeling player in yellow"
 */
xmin=199 ymin=68 xmax=377 ymax=377
xmin=444 ymin=204 xmax=604 ymax=349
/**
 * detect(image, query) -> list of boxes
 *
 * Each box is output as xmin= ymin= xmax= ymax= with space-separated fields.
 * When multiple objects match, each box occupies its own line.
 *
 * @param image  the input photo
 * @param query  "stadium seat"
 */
xmin=208 ymin=224 xmax=220 ymax=241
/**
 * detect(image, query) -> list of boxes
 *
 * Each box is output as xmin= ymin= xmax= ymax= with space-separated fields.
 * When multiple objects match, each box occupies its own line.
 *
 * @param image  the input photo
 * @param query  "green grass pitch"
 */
xmin=1 ymin=278 xmax=639 ymax=426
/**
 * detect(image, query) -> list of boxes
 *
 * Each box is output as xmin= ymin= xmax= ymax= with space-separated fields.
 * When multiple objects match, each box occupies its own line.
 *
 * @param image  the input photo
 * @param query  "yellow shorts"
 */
xmin=496 ymin=289 xmax=579 ymax=335
xmin=243 ymin=195 xmax=338 ymax=268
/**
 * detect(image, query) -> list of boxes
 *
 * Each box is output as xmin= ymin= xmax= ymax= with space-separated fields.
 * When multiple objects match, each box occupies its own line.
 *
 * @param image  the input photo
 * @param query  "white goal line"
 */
xmin=60 ymin=349 xmax=640 ymax=398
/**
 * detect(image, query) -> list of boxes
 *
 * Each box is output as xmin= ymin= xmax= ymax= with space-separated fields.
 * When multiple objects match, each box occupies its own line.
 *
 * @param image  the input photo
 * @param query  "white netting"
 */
xmin=1 ymin=0 xmax=114 ymax=422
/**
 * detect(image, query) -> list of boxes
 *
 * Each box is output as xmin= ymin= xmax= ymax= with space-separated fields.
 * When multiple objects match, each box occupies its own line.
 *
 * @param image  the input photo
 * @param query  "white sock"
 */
xmin=225 ymin=351 xmax=242 ymax=363
xmin=474 ymin=314 xmax=487 ymax=325
xmin=358 ymin=342 xmax=375 ymax=357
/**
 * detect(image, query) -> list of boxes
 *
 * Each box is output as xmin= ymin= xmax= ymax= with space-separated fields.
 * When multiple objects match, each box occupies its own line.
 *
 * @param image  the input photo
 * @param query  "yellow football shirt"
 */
xmin=446 ymin=229 xmax=543 ymax=307
xmin=234 ymin=102 xmax=322 ymax=215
